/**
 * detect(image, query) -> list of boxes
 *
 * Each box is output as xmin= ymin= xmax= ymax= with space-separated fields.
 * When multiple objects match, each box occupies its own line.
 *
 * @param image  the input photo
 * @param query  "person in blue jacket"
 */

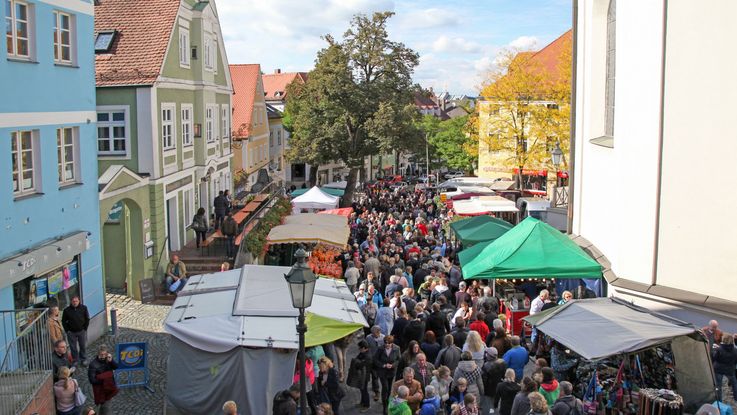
xmin=502 ymin=336 xmax=529 ymax=381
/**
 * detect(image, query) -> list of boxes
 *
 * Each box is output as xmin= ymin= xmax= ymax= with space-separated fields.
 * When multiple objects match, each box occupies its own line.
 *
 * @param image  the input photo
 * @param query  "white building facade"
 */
xmin=571 ymin=0 xmax=737 ymax=330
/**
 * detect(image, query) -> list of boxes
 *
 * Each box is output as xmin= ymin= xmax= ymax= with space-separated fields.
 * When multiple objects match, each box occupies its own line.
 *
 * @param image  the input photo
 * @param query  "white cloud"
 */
xmin=508 ymin=35 xmax=539 ymax=50
xmin=431 ymin=36 xmax=481 ymax=54
xmin=395 ymin=7 xmax=462 ymax=29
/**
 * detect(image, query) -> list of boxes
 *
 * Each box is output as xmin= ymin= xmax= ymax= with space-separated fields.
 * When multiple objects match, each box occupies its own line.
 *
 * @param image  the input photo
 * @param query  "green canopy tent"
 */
xmin=305 ymin=312 xmax=364 ymax=347
xmin=460 ymin=216 xmax=603 ymax=280
xmin=450 ymin=216 xmax=514 ymax=246
xmin=290 ymin=187 xmax=345 ymax=197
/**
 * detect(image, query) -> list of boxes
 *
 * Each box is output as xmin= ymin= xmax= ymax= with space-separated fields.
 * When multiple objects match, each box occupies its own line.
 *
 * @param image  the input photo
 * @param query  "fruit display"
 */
xmin=308 ymin=244 xmax=343 ymax=278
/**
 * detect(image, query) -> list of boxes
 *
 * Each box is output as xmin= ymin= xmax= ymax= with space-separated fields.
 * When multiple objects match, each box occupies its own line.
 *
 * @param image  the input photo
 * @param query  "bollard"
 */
xmin=110 ymin=307 xmax=118 ymax=336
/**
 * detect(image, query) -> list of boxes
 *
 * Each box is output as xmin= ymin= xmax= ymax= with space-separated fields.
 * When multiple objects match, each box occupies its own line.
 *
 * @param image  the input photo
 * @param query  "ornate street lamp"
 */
xmin=551 ymin=143 xmax=564 ymax=187
xmin=284 ymin=248 xmax=316 ymax=415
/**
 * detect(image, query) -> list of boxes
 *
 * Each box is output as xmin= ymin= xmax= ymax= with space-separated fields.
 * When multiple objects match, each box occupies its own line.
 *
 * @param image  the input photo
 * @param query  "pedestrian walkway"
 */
xmin=76 ymin=294 xmax=170 ymax=414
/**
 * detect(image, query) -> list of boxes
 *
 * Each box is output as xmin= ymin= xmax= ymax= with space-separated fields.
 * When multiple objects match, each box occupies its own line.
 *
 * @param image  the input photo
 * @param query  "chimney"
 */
xmin=274 ymin=68 xmax=281 ymax=74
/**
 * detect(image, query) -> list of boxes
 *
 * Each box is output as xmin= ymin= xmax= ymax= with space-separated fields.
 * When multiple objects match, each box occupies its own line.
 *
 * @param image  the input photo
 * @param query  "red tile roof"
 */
xmin=414 ymin=92 xmax=439 ymax=109
xmin=95 ymin=0 xmax=180 ymax=87
xmin=523 ymin=30 xmax=572 ymax=82
xmin=262 ymin=72 xmax=307 ymax=101
xmin=230 ymin=64 xmax=261 ymax=139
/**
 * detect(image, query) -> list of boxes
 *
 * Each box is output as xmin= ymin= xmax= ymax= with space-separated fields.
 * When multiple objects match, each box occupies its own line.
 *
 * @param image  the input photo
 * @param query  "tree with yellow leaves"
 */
xmin=476 ymin=34 xmax=571 ymax=189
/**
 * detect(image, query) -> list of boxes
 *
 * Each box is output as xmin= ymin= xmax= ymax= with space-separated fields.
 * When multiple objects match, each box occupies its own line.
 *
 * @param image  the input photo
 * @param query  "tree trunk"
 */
xmin=342 ymin=167 xmax=360 ymax=207
xmin=308 ymin=164 xmax=318 ymax=187
xmin=517 ymin=166 xmax=524 ymax=191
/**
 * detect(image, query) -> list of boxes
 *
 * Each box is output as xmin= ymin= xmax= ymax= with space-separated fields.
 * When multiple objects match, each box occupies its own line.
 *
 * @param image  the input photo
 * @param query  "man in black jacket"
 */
xmin=221 ymin=214 xmax=238 ymax=258
xmin=62 ymin=296 xmax=89 ymax=365
xmin=426 ymin=303 xmax=450 ymax=340
xmin=374 ymin=335 xmax=401 ymax=414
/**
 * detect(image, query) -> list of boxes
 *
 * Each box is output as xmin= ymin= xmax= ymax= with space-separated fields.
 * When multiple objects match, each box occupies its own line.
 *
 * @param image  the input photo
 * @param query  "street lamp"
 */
xmin=284 ymin=248 xmax=317 ymax=415
xmin=551 ymin=143 xmax=564 ymax=187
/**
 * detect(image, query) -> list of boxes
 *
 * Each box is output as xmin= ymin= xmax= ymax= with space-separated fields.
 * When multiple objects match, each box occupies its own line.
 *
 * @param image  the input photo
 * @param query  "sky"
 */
xmin=218 ymin=0 xmax=572 ymax=96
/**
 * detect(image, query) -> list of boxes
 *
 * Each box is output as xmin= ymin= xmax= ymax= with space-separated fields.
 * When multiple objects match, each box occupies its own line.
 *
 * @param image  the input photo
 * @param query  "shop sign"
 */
xmin=115 ymin=342 xmax=154 ymax=392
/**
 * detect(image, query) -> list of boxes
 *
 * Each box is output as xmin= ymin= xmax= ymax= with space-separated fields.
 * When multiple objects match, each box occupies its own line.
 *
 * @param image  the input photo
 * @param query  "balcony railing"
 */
xmin=551 ymin=185 xmax=569 ymax=208
xmin=0 ymin=308 xmax=53 ymax=415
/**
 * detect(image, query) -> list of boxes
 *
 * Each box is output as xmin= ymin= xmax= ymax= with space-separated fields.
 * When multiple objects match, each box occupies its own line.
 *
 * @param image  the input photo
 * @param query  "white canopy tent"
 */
xmin=164 ymin=266 xmax=366 ymax=414
xmin=291 ymin=186 xmax=339 ymax=211
xmin=283 ymin=213 xmax=348 ymax=228
xmin=453 ymin=196 xmax=519 ymax=216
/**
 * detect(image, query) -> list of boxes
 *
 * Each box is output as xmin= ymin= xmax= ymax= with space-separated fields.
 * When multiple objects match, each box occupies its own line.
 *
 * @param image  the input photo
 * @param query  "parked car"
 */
xmin=443 ymin=170 xmax=465 ymax=179
xmin=390 ymin=181 xmax=410 ymax=191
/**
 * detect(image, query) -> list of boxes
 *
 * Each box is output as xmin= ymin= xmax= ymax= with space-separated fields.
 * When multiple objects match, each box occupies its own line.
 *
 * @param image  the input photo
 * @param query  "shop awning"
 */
xmin=522 ymin=297 xmax=699 ymax=360
xmin=317 ymin=207 xmax=354 ymax=217
xmin=283 ymin=213 xmax=348 ymax=228
xmin=450 ymin=216 xmax=513 ymax=246
xmin=453 ymin=196 xmax=519 ymax=216
xmin=460 ymin=217 xmax=603 ymax=279
xmin=290 ymin=187 xmax=345 ymax=197
xmin=291 ymin=186 xmax=340 ymax=211
xmin=267 ymin=223 xmax=349 ymax=249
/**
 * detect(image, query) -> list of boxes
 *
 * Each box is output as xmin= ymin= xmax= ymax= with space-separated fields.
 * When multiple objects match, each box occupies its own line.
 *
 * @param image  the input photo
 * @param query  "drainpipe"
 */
xmin=651 ymin=0 xmax=669 ymax=285
xmin=567 ymin=0 xmax=579 ymax=234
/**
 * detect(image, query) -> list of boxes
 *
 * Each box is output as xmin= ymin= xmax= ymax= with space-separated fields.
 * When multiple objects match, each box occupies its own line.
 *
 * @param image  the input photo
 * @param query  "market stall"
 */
xmin=459 ymin=217 xmax=602 ymax=334
xmin=290 ymin=186 xmax=345 ymax=198
xmin=523 ymin=298 xmax=716 ymax=413
xmin=452 ymin=196 xmax=519 ymax=223
xmin=164 ymin=266 xmax=367 ymax=415
xmin=283 ymin=212 xmax=348 ymax=228
xmin=291 ymin=186 xmax=340 ymax=212
xmin=449 ymin=215 xmax=514 ymax=246
xmin=266 ymin=223 xmax=349 ymax=249
xmin=318 ymin=207 xmax=354 ymax=217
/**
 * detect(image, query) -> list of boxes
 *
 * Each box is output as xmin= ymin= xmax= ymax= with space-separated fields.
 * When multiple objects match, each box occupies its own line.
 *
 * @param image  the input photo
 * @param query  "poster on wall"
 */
xmin=29 ymin=278 xmax=48 ymax=306
xmin=63 ymin=261 xmax=79 ymax=289
xmin=48 ymin=271 xmax=63 ymax=295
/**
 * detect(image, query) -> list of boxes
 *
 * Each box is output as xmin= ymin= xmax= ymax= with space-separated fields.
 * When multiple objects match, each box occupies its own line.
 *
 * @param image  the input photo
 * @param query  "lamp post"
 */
xmin=551 ymin=143 xmax=563 ymax=187
xmin=284 ymin=248 xmax=317 ymax=415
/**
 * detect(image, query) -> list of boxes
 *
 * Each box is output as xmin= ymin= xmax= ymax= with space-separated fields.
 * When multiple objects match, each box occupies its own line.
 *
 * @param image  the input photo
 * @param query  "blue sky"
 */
xmin=219 ymin=0 xmax=571 ymax=95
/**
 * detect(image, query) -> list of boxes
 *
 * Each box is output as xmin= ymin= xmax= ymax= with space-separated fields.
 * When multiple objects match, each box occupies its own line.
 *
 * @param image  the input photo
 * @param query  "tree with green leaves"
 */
xmin=285 ymin=11 xmax=422 ymax=204
xmin=426 ymin=114 xmax=478 ymax=173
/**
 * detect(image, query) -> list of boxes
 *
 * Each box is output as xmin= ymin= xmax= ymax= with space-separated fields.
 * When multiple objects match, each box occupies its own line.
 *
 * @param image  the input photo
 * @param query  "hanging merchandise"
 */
xmin=637 ymin=389 xmax=684 ymax=415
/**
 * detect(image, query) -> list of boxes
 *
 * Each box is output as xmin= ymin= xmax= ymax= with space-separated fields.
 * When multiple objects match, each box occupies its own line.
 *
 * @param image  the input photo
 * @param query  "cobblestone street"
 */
xmin=76 ymin=294 xmax=170 ymax=414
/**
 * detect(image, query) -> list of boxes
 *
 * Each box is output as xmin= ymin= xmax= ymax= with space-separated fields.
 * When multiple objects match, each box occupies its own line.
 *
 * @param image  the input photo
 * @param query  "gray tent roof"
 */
xmin=523 ymin=297 xmax=701 ymax=360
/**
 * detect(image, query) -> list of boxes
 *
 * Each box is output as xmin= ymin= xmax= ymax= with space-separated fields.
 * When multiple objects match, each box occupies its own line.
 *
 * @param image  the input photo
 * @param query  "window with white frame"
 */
xmin=52 ymin=10 xmax=73 ymax=64
xmin=179 ymin=27 xmax=189 ymax=67
xmin=204 ymin=36 xmax=213 ymax=71
xmin=206 ymin=106 xmax=214 ymax=143
xmin=221 ymin=105 xmax=229 ymax=145
xmin=97 ymin=109 xmax=127 ymax=155
xmin=161 ymin=105 xmax=175 ymax=150
xmin=181 ymin=105 xmax=192 ymax=146
xmin=6 ymin=0 xmax=31 ymax=59
xmin=10 ymin=130 xmax=37 ymax=195
xmin=184 ymin=188 xmax=193 ymax=227
xmin=57 ymin=127 xmax=78 ymax=185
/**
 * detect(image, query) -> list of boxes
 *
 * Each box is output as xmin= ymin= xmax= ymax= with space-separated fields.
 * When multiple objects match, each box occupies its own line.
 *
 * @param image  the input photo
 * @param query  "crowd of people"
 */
xmin=272 ymin=182 xmax=591 ymax=415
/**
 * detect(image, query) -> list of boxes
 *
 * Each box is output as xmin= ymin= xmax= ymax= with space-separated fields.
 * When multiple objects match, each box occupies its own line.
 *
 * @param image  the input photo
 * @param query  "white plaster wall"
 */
xmin=656 ymin=1 xmax=737 ymax=298
xmin=574 ymin=0 xmax=665 ymax=286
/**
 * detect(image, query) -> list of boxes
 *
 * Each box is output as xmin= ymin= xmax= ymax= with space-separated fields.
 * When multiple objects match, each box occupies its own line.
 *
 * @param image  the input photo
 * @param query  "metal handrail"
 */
xmin=233 ymin=185 xmax=284 ymax=267
xmin=154 ymin=236 xmax=170 ymax=286
xmin=0 ymin=308 xmax=53 ymax=415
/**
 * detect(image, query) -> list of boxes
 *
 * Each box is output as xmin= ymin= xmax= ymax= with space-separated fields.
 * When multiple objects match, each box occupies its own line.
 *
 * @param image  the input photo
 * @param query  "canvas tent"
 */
xmin=290 ymin=186 xmax=345 ymax=197
xmin=460 ymin=216 xmax=603 ymax=279
xmin=450 ymin=215 xmax=513 ymax=246
xmin=267 ymin=223 xmax=350 ymax=248
xmin=283 ymin=213 xmax=348 ymax=228
xmin=164 ymin=266 xmax=366 ymax=415
xmin=318 ymin=207 xmax=354 ymax=217
xmin=453 ymin=196 xmax=518 ymax=216
xmin=291 ymin=186 xmax=339 ymax=211
xmin=523 ymin=298 xmax=716 ymax=410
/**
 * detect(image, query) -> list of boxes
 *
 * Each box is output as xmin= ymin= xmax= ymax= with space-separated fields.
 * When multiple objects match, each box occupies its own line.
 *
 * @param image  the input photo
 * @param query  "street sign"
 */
xmin=114 ymin=342 xmax=154 ymax=392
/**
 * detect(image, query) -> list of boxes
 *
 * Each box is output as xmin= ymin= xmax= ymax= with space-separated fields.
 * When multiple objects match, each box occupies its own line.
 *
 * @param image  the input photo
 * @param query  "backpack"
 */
xmin=566 ymin=398 xmax=584 ymax=415
xmin=272 ymin=391 xmax=291 ymax=415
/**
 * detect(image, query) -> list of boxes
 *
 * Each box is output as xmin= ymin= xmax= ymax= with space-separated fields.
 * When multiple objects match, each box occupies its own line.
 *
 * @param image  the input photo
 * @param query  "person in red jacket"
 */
xmin=469 ymin=312 xmax=490 ymax=342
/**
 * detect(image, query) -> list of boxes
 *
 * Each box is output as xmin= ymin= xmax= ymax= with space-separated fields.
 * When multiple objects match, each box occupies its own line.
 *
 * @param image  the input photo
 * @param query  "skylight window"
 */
xmin=95 ymin=31 xmax=116 ymax=53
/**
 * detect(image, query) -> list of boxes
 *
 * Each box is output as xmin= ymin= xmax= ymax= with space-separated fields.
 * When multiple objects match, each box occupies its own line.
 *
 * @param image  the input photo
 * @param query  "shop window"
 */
xmin=12 ymin=258 xmax=81 ymax=332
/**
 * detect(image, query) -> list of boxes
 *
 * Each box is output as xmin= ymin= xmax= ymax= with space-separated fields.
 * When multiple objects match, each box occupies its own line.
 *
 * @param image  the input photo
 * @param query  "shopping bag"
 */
xmin=74 ymin=380 xmax=87 ymax=407
xmin=583 ymin=371 xmax=598 ymax=415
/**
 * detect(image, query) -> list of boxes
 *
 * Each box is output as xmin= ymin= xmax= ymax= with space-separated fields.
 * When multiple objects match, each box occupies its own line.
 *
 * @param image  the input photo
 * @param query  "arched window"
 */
xmin=605 ymin=0 xmax=616 ymax=137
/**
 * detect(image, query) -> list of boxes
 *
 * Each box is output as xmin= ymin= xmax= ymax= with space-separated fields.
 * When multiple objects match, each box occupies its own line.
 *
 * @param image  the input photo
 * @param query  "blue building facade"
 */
xmin=0 ymin=0 xmax=105 ymax=351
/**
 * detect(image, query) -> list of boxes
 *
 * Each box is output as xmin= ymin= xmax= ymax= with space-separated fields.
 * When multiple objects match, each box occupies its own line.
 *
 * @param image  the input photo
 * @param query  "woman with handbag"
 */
xmin=54 ymin=366 xmax=83 ymax=415
xmin=316 ymin=356 xmax=344 ymax=415
xmin=191 ymin=207 xmax=208 ymax=248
